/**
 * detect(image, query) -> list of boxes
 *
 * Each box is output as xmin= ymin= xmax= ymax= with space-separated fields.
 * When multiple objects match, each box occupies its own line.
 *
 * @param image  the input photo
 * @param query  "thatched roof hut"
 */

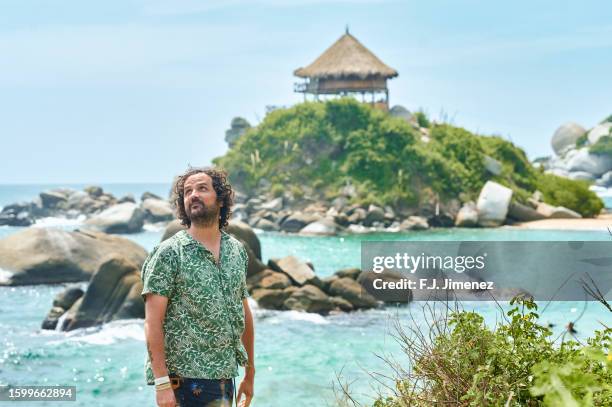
xmin=294 ymin=29 xmax=398 ymax=109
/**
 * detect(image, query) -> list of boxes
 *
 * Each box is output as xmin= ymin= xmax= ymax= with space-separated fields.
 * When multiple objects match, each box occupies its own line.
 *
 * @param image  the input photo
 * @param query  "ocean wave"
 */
xmin=143 ymin=222 xmax=168 ymax=232
xmin=0 ymin=267 xmax=14 ymax=284
xmin=254 ymin=308 xmax=330 ymax=325
xmin=47 ymin=319 xmax=145 ymax=346
xmin=33 ymin=215 xmax=86 ymax=228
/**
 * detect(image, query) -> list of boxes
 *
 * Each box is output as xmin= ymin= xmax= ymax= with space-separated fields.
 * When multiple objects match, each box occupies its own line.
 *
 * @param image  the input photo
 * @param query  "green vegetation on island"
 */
xmin=214 ymin=99 xmax=603 ymax=217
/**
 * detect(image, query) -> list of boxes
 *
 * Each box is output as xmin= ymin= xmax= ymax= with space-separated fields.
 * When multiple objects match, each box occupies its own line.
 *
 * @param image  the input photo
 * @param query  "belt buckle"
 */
xmin=169 ymin=373 xmax=182 ymax=390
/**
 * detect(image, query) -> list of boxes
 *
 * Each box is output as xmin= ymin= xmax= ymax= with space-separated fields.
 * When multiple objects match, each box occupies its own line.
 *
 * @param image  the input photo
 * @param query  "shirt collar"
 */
xmin=178 ymin=229 xmax=229 ymax=247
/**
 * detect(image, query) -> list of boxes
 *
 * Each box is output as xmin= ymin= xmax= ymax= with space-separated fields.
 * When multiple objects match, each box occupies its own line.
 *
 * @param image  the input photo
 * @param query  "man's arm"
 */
xmin=237 ymin=298 xmax=255 ymax=406
xmin=241 ymin=298 xmax=255 ymax=375
xmin=144 ymin=294 xmax=176 ymax=407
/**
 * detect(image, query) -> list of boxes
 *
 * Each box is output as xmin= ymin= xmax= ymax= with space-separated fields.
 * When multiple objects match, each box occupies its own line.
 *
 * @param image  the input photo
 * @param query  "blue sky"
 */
xmin=1 ymin=0 xmax=611 ymax=183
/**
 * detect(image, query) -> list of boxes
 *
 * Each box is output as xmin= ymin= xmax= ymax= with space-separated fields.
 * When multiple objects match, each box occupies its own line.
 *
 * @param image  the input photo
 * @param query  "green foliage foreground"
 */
xmin=214 ymin=99 xmax=603 ymax=217
xmin=367 ymin=297 xmax=611 ymax=407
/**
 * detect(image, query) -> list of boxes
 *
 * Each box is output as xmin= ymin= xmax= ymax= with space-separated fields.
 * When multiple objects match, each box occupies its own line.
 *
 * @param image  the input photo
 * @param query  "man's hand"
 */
xmin=155 ymin=388 xmax=176 ymax=407
xmin=236 ymin=372 xmax=254 ymax=407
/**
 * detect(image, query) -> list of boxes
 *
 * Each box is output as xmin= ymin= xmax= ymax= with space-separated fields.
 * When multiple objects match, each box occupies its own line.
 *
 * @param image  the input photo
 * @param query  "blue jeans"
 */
xmin=171 ymin=376 xmax=234 ymax=407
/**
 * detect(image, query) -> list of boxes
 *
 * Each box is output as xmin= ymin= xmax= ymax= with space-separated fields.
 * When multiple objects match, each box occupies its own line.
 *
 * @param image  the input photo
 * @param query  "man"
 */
xmin=141 ymin=167 xmax=255 ymax=407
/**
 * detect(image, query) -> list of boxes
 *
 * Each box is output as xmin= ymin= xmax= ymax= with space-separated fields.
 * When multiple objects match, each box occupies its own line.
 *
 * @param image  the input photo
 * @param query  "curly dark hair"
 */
xmin=173 ymin=167 xmax=234 ymax=229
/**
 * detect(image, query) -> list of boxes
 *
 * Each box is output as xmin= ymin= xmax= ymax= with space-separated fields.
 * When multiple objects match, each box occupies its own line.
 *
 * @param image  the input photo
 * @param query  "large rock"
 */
xmin=53 ymin=285 xmax=85 ymax=309
xmin=251 ymin=288 xmax=291 ymax=309
xmin=536 ymin=203 xmax=582 ymax=219
xmin=299 ymin=218 xmax=338 ymax=236
xmin=59 ymin=256 xmax=144 ymax=331
xmin=587 ymin=123 xmax=612 ymax=145
xmin=565 ymin=148 xmax=612 ymax=177
xmin=476 ymin=181 xmax=513 ymax=227
xmin=334 ymin=268 xmax=362 ymax=280
xmin=227 ymin=220 xmax=262 ymax=260
xmin=483 ymin=155 xmax=502 ymax=176
xmin=141 ymin=192 xmax=163 ymax=201
xmin=551 ymin=122 xmax=586 ymax=156
xmin=260 ymin=197 xmax=283 ymax=212
xmin=363 ymin=205 xmax=385 ymax=227
xmin=280 ymin=212 xmax=320 ymax=233
xmin=0 ymin=228 xmax=147 ymax=285
xmin=41 ymin=285 xmax=85 ymax=330
xmin=39 ymin=190 xmax=69 ymax=209
xmin=0 ymin=203 xmax=33 ymax=227
xmin=328 ymin=277 xmax=379 ymax=309
xmin=596 ymin=171 xmax=612 ymax=187
xmin=85 ymin=202 xmax=145 ymax=234
xmin=329 ymin=277 xmax=378 ymax=309
xmin=253 ymin=270 xmax=291 ymax=290
xmin=399 ymin=216 xmax=429 ymax=231
xmin=455 ymin=202 xmax=479 ymax=227
xmin=268 ymin=256 xmax=320 ymax=287
xmin=283 ymin=284 xmax=335 ymax=314
xmin=389 ymin=105 xmax=414 ymax=123
xmin=225 ymin=117 xmax=251 ymax=147
xmin=253 ymin=218 xmax=280 ymax=232
xmin=161 ymin=219 xmax=265 ymax=277
xmin=141 ymin=198 xmax=174 ymax=222
xmin=65 ymin=191 xmax=99 ymax=214
xmin=357 ymin=270 xmax=412 ymax=303
xmin=507 ymin=201 xmax=546 ymax=222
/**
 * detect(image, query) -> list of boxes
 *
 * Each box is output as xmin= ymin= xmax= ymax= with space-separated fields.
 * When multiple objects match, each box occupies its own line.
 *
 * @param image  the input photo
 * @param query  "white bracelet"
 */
xmin=154 ymin=375 xmax=170 ymax=385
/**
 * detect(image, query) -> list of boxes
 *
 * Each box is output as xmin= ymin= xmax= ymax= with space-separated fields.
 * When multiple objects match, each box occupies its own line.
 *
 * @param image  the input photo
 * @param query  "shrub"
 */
xmin=415 ymin=110 xmax=431 ymax=128
xmin=536 ymin=173 xmax=604 ymax=217
xmin=270 ymin=183 xmax=284 ymax=197
xmin=358 ymin=296 xmax=611 ymax=407
xmin=576 ymin=133 xmax=589 ymax=148
xmin=589 ymin=135 xmax=612 ymax=155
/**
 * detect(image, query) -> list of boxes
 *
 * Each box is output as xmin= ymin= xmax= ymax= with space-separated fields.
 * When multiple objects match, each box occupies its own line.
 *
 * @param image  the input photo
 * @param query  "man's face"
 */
xmin=183 ymin=172 xmax=222 ymax=226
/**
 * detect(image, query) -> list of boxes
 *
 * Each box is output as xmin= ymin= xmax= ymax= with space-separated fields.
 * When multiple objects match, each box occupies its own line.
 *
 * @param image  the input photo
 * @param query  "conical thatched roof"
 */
xmin=294 ymin=32 xmax=398 ymax=79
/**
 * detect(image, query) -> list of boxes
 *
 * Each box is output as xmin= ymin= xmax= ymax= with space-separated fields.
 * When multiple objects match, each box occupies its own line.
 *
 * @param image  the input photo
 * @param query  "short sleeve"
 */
xmin=141 ymin=245 xmax=177 ymax=300
xmin=240 ymin=245 xmax=250 ymax=299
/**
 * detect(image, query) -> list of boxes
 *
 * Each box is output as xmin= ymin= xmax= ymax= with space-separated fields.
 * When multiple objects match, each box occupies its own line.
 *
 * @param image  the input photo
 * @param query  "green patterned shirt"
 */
xmin=141 ymin=229 xmax=249 ymax=384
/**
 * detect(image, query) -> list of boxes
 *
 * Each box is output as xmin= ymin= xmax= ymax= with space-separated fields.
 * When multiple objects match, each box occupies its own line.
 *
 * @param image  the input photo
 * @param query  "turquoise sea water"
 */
xmin=1 ymin=185 xmax=612 ymax=407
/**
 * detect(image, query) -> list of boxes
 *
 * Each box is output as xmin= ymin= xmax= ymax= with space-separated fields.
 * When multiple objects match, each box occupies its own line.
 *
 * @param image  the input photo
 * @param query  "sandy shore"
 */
xmin=514 ymin=214 xmax=612 ymax=231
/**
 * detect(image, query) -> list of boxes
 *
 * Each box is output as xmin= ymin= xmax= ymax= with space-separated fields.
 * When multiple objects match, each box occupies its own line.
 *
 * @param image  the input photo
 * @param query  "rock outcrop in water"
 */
xmin=0 ymin=186 xmax=173 ymax=233
xmin=0 ymin=228 xmax=147 ymax=286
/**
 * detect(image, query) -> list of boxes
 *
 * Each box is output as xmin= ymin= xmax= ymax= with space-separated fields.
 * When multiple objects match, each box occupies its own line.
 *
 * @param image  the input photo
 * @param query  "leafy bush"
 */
xmin=589 ymin=136 xmax=612 ymax=155
xmin=415 ymin=110 xmax=431 ymax=128
xmin=536 ymin=173 xmax=604 ymax=217
xmin=576 ymin=133 xmax=589 ymax=148
xmin=363 ymin=296 xmax=611 ymax=407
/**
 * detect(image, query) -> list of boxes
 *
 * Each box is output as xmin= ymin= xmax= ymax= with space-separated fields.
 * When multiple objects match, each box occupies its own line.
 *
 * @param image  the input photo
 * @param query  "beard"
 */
xmin=187 ymin=200 xmax=220 ymax=227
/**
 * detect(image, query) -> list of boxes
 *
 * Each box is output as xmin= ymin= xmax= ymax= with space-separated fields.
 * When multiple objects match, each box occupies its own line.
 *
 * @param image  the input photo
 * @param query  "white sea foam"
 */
xmin=33 ymin=215 xmax=86 ymax=228
xmin=258 ymin=309 xmax=330 ymax=325
xmin=143 ymin=222 xmax=167 ymax=232
xmin=48 ymin=319 xmax=145 ymax=346
xmin=54 ymin=312 xmax=69 ymax=332
xmin=0 ymin=267 xmax=14 ymax=284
